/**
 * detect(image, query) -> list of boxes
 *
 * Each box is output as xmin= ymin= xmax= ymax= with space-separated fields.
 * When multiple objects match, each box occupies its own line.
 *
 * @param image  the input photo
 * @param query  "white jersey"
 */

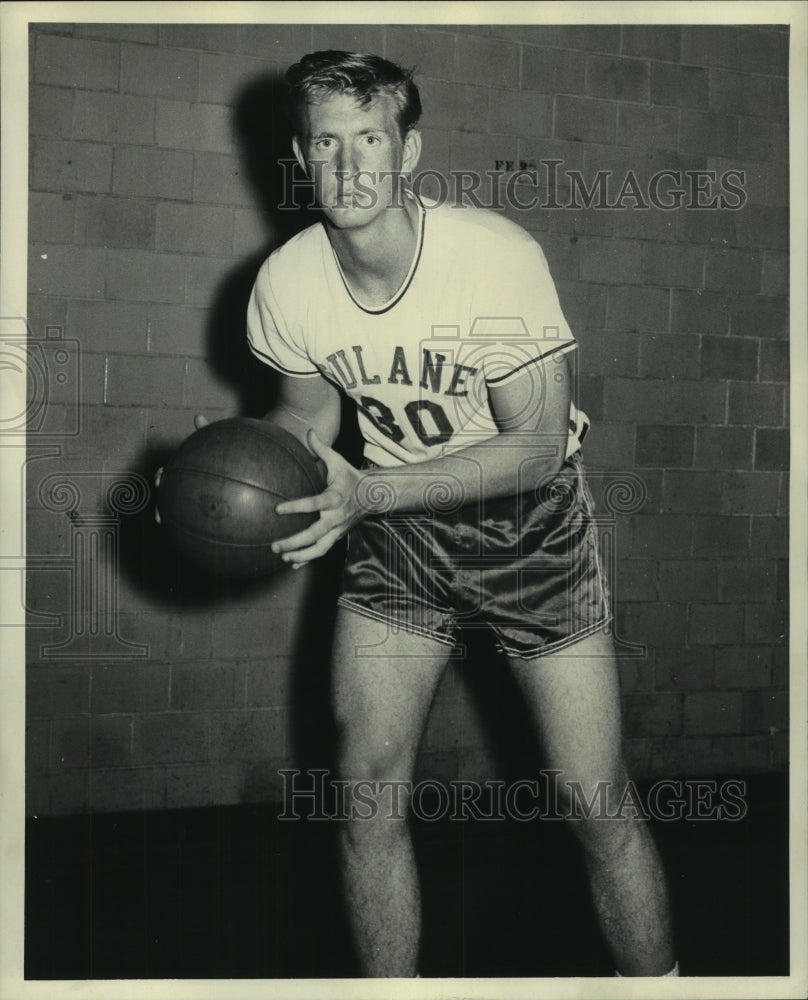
xmin=247 ymin=197 xmax=588 ymax=469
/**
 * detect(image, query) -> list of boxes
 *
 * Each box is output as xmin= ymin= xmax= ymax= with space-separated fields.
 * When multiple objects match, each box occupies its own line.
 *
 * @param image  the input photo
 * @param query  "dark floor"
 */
xmin=25 ymin=773 xmax=789 ymax=980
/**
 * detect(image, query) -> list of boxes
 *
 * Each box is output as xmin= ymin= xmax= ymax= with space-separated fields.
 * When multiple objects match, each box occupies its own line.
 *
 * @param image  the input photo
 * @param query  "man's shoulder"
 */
xmin=425 ymin=199 xmax=541 ymax=257
xmin=260 ymin=221 xmax=327 ymax=283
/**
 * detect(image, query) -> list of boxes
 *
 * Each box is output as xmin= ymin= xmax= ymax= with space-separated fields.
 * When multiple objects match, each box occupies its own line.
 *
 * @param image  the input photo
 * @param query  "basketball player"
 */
xmin=246 ymin=51 xmax=677 ymax=978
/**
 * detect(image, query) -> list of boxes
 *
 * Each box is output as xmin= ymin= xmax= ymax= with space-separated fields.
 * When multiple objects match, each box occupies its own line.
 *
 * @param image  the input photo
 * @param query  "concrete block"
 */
xmin=61 ymin=404 xmax=146 ymax=461
xmin=87 ymin=765 xmax=164 ymax=813
xmin=611 ymin=208 xmax=677 ymax=243
xmin=157 ymin=24 xmax=241 ymax=52
xmin=211 ymin=609 xmax=291 ymax=658
xmin=709 ymin=69 xmax=768 ymax=116
xmin=72 ymin=91 xmax=155 ymax=145
xmin=650 ymin=63 xmax=708 ymax=109
xmin=704 ymin=248 xmax=762 ymax=293
xmin=714 ymin=647 xmax=772 ymax=689
xmin=521 ymin=46 xmax=587 ymax=94
xmin=488 ymin=89 xmax=553 ymax=139
xmin=676 ymin=205 xmax=736 ymax=247
xmin=66 ymin=299 xmax=149 ymax=354
xmin=555 ymin=280 xmax=607 ymax=330
xmin=745 ymin=601 xmax=787 ymax=646
xmin=74 ymin=195 xmax=156 ymax=250
xmin=208 ymin=708 xmax=285 ymax=760
xmin=233 ymin=208 xmax=272 ymax=258
xmin=522 ymin=26 xmax=621 ymax=52
xmin=554 ymin=95 xmax=617 ymax=144
xmin=155 ymin=99 xmax=234 ymax=154
xmin=692 ymin=515 xmax=750 ymax=559
xmin=26 ymin=664 xmax=91 ymax=718
xmin=729 ymin=295 xmax=788 ymax=340
xmin=670 ymin=289 xmax=730 ymax=334
xmin=34 ymin=33 xmax=119 ymax=91
xmin=736 ymin=206 xmax=789 ymax=253
xmin=245 ymin=657 xmax=291 ymax=708
xmin=617 ymin=104 xmax=678 ymax=151
xmin=90 ymin=662 xmax=170 ymax=713
xmin=768 ymin=77 xmax=788 ymax=122
xmin=120 ymin=43 xmax=198 ymax=100
xmin=146 ymin=304 xmax=211 ymax=357
xmin=132 ymin=712 xmax=210 ymax=764
xmin=617 ymin=559 xmax=658 ymax=601
xmin=683 ymin=26 xmax=787 ymax=76
xmin=738 ymin=118 xmax=788 ymax=162
xmin=683 ymin=692 xmax=743 ymax=735
xmin=658 ymin=560 xmax=716 ymax=603
xmin=30 ymin=84 xmax=74 ymax=137
xmin=386 ymin=27 xmax=456 ymax=82
xmin=755 ymin=428 xmax=789 ymax=471
xmin=155 ymin=202 xmax=234 ymax=256
xmin=640 ymin=243 xmax=704 ymax=289
xmin=454 ymin=34 xmax=519 ymax=89
xmin=654 ymin=647 xmax=713 ymax=691
xmin=577 ymin=330 xmax=639 ymax=378
xmin=74 ymin=24 xmax=158 ymax=44
xmin=184 ymin=255 xmax=237 ymax=307
xmin=743 ymin=689 xmax=788 ymax=733
xmin=417 ymin=77 xmax=491 ymax=134
xmin=578 ymin=237 xmax=641 ymax=283
xmin=197 ymin=51 xmax=281 ymax=105
xmin=309 ymin=24 xmax=384 ymax=55
xmin=721 ymin=471 xmax=781 ymax=514
xmin=637 ymin=335 xmax=701 ymax=380
xmin=607 ymin=286 xmax=670 ymax=333
xmin=700 ymin=335 xmax=759 ymax=381
xmin=171 ymin=662 xmax=245 ymax=711
xmin=619 ymin=602 xmax=688 ymax=649
xmin=105 ymin=248 xmax=187 ymax=304
xmin=717 ymin=560 xmax=778 ymax=603
xmin=679 ymin=110 xmax=738 ymax=157
xmin=750 ymin=516 xmax=787 ymax=559
xmin=51 ymin=714 xmax=132 ymax=768
xmin=105 ymin=354 xmax=186 ymax=406
xmin=661 ymin=471 xmax=722 ymax=514
xmin=605 ymin=376 xmax=726 ymax=425
xmin=112 ymin=146 xmax=193 ymax=200
xmin=636 ymin=425 xmax=694 ymax=468
xmin=694 ymin=427 xmax=754 ymax=470
xmin=32 ymin=138 xmax=113 ymax=194
xmin=728 ymin=384 xmax=785 ymax=426
xmin=192 ymin=151 xmax=255 ymax=207
xmin=29 ymin=243 xmax=105 ymax=298
xmin=29 ymin=191 xmax=74 ymax=243
xmin=621 ymin=25 xmax=681 ymax=61
xmin=624 ymin=692 xmax=683 ymax=737
xmin=586 ymin=55 xmax=649 ymax=103
xmin=577 ymin=421 xmax=635 ymax=470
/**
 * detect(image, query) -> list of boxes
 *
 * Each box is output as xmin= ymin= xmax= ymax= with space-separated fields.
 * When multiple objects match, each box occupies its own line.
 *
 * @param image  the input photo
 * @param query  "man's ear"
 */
xmin=292 ymin=136 xmax=307 ymax=175
xmin=402 ymin=128 xmax=422 ymax=175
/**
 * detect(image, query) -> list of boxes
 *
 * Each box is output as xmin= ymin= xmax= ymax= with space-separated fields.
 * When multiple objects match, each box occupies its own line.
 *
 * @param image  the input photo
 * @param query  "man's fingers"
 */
xmin=284 ymin=528 xmax=343 ymax=569
xmin=194 ymin=414 xmax=209 ymax=430
xmin=276 ymin=488 xmax=339 ymax=516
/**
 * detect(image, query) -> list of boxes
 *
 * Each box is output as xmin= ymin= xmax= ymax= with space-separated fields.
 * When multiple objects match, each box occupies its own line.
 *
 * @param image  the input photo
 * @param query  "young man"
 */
xmin=247 ymin=51 xmax=677 ymax=978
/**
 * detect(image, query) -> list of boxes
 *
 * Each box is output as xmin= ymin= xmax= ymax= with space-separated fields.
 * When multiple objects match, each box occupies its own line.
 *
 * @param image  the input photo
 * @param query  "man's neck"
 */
xmin=326 ymin=197 xmax=421 ymax=307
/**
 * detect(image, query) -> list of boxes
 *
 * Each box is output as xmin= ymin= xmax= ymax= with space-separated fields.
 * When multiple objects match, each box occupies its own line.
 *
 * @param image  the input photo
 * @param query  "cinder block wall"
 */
xmin=26 ymin=22 xmax=789 ymax=816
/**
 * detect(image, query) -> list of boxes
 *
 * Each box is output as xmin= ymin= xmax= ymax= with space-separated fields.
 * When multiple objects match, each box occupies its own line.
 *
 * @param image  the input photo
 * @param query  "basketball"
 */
xmin=158 ymin=418 xmax=326 ymax=578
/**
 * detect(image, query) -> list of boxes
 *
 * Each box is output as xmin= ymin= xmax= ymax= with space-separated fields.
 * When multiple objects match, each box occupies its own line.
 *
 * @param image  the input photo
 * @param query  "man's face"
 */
xmin=293 ymin=91 xmax=421 ymax=229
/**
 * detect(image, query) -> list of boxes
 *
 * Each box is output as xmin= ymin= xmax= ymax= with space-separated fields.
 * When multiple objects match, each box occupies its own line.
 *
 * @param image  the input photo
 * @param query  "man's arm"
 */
xmin=272 ymin=354 xmax=574 ymax=567
xmin=265 ymin=371 xmax=342 ymax=450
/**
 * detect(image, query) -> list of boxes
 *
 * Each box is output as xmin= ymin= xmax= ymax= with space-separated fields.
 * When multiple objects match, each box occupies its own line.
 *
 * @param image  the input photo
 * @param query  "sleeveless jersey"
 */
xmin=247 ymin=197 xmax=588 ymax=469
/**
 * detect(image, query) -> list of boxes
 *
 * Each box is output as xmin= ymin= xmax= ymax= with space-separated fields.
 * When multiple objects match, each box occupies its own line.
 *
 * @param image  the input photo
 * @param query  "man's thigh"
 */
xmin=506 ymin=629 xmax=627 ymax=789
xmin=331 ymin=607 xmax=451 ymax=778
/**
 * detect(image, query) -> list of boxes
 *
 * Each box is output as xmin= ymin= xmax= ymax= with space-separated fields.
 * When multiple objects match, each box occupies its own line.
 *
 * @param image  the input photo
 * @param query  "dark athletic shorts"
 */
xmin=337 ymin=451 xmax=612 ymax=659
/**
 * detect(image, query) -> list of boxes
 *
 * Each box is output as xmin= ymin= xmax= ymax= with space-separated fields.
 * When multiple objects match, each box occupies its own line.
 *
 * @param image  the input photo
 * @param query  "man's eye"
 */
xmin=315 ymin=139 xmax=333 ymax=150
xmin=365 ymin=135 xmax=379 ymax=145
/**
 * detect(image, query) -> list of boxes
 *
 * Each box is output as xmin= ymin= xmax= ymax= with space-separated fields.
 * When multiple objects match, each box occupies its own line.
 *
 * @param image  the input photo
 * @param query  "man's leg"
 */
xmin=332 ymin=607 xmax=449 ymax=977
xmin=507 ymin=629 xmax=676 ymax=976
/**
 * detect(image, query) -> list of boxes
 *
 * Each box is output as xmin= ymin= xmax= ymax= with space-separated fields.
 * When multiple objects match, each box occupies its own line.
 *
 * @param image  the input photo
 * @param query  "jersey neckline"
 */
xmin=327 ymin=191 xmax=426 ymax=316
